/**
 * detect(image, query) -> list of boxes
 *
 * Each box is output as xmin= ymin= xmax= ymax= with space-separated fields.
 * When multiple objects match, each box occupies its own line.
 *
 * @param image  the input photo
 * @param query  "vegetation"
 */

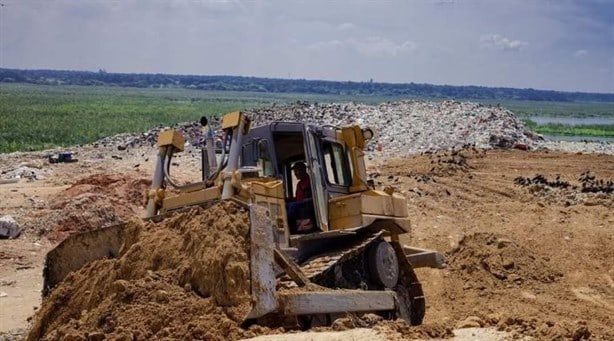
xmin=491 ymin=100 xmax=614 ymax=118
xmin=0 ymin=84 xmax=254 ymax=152
xmin=2 ymin=68 xmax=614 ymax=103
xmin=523 ymin=119 xmax=614 ymax=138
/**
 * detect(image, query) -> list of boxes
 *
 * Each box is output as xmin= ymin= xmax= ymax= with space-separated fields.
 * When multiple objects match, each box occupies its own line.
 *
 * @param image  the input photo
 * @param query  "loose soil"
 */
xmin=375 ymin=149 xmax=613 ymax=340
xmin=27 ymin=202 xmax=254 ymax=341
xmin=1 ymin=145 xmax=613 ymax=340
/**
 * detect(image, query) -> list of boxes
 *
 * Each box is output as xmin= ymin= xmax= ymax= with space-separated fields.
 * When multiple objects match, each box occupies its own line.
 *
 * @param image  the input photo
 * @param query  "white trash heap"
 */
xmin=248 ymin=101 xmax=538 ymax=156
xmin=93 ymin=100 xmax=614 ymax=157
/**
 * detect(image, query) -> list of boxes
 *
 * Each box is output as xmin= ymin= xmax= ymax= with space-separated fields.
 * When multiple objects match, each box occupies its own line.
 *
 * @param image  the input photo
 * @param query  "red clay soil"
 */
xmin=42 ymin=173 xmax=150 ymax=241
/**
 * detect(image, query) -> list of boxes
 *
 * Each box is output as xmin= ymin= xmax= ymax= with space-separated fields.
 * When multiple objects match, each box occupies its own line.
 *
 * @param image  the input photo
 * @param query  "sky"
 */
xmin=0 ymin=0 xmax=613 ymax=93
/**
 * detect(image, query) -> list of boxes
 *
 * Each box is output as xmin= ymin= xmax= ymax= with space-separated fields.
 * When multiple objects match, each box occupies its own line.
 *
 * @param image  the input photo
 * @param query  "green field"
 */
xmin=1 ymin=83 xmax=613 ymax=153
xmin=0 ymin=84 xmax=380 ymax=153
xmin=522 ymin=120 xmax=614 ymax=137
xmin=490 ymin=99 xmax=614 ymax=118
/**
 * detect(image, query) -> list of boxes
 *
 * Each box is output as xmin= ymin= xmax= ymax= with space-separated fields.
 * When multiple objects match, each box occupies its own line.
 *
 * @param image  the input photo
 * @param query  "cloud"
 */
xmin=308 ymin=37 xmax=417 ymax=57
xmin=480 ymin=34 xmax=528 ymax=51
xmin=337 ymin=22 xmax=355 ymax=31
xmin=433 ymin=0 xmax=457 ymax=5
xmin=574 ymin=49 xmax=588 ymax=57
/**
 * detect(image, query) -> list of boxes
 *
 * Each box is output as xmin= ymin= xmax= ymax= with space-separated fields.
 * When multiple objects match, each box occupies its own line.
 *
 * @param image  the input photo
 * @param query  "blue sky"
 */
xmin=0 ymin=0 xmax=612 ymax=93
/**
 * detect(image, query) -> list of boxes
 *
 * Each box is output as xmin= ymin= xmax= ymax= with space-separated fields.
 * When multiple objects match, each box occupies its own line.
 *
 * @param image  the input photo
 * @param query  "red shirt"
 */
xmin=295 ymin=175 xmax=311 ymax=201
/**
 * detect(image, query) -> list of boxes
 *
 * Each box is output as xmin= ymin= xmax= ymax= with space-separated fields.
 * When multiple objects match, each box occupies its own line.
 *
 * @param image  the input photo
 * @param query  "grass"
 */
xmin=481 ymin=99 xmax=614 ymax=118
xmin=0 ymin=85 xmax=245 ymax=152
xmin=1 ymin=83 xmax=613 ymax=153
xmin=523 ymin=119 xmax=614 ymax=137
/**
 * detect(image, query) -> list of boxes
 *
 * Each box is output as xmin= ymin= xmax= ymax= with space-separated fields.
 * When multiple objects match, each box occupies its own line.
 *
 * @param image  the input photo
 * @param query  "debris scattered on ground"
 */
xmin=47 ymin=152 xmax=78 ymax=164
xmin=0 ymin=162 xmax=48 ymax=181
xmin=513 ymin=171 xmax=613 ymax=206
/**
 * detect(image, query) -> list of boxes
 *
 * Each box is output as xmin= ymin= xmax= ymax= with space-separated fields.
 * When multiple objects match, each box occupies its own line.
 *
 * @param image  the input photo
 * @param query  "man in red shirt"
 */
xmin=287 ymin=162 xmax=314 ymax=233
xmin=292 ymin=162 xmax=311 ymax=201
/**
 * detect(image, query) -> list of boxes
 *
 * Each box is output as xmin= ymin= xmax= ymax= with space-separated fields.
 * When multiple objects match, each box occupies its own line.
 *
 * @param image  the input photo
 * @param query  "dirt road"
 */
xmin=1 ymin=146 xmax=612 ymax=339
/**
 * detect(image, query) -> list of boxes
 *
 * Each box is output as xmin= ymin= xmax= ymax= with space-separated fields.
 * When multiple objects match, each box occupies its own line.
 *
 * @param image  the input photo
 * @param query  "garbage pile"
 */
xmin=0 ymin=162 xmax=48 ymax=181
xmin=248 ymin=101 xmax=539 ymax=156
xmin=86 ymin=101 xmax=547 ymax=157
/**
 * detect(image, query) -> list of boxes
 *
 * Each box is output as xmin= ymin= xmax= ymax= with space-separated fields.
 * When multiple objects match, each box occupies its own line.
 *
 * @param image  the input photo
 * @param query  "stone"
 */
xmin=112 ymin=280 xmax=129 ymax=294
xmin=155 ymin=290 xmax=170 ymax=303
xmin=0 ymin=215 xmax=22 ymax=239
xmin=456 ymin=316 xmax=484 ymax=328
xmin=497 ymin=238 xmax=512 ymax=248
xmin=87 ymin=331 xmax=105 ymax=341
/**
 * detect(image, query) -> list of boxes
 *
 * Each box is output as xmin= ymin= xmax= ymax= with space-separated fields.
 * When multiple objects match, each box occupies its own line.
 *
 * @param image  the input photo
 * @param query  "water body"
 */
xmin=529 ymin=116 xmax=614 ymax=126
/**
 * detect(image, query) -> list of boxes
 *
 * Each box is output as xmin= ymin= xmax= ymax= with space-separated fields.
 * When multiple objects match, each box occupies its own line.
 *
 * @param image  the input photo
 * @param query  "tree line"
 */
xmin=1 ymin=68 xmax=613 ymax=102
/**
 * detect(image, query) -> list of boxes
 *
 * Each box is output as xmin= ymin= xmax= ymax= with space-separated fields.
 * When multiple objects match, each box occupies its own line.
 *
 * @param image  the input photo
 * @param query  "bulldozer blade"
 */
xmin=247 ymin=204 xmax=278 ymax=319
xmin=42 ymin=223 xmax=127 ymax=297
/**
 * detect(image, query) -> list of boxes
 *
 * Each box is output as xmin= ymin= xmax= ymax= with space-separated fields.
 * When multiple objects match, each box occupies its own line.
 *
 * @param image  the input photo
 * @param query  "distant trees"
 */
xmin=1 ymin=68 xmax=613 ymax=102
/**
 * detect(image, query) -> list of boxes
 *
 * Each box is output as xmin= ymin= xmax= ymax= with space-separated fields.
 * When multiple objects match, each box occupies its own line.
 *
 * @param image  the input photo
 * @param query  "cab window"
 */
xmin=322 ymin=141 xmax=351 ymax=186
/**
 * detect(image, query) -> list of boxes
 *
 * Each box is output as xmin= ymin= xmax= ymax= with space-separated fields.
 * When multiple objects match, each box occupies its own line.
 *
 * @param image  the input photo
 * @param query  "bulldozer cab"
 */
xmin=240 ymin=123 xmax=320 ymax=234
xmin=239 ymin=122 xmax=389 ymax=241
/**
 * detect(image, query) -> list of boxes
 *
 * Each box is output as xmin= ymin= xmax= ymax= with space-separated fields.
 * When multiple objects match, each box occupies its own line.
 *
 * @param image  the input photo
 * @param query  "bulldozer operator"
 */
xmin=286 ymin=161 xmax=315 ymax=234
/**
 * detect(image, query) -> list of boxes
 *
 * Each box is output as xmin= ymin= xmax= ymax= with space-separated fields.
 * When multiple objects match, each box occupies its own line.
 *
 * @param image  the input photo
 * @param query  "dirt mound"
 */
xmin=53 ymin=173 xmax=150 ymax=210
xmin=496 ymin=315 xmax=592 ymax=340
xmin=28 ymin=201 xmax=259 ymax=341
xmin=37 ymin=173 xmax=150 ymax=240
xmin=447 ymin=232 xmax=563 ymax=290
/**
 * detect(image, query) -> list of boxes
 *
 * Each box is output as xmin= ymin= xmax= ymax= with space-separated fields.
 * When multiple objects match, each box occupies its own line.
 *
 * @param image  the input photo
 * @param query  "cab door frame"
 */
xmin=303 ymin=126 xmax=329 ymax=232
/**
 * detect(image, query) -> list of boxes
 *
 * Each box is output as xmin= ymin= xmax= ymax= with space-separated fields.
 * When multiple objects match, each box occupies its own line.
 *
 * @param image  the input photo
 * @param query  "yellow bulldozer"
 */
xmin=42 ymin=111 xmax=444 ymax=327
